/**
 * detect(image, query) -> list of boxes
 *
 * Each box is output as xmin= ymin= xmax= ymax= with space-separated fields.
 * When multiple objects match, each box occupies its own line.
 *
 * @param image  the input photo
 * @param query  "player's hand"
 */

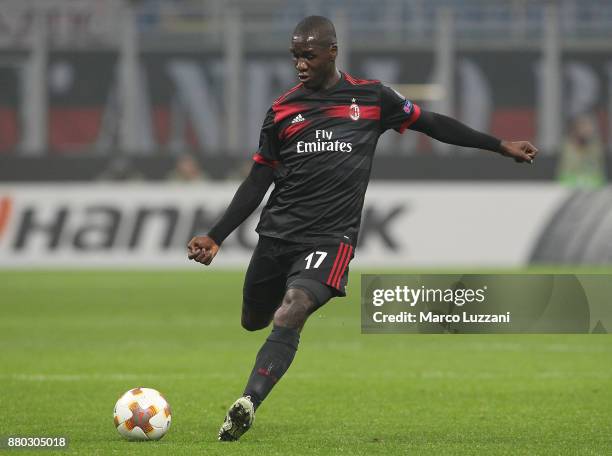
xmin=187 ymin=235 xmax=219 ymax=266
xmin=500 ymin=140 xmax=538 ymax=164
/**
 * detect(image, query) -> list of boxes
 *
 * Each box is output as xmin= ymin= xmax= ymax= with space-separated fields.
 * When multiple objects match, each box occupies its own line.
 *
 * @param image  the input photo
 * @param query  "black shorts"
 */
xmin=243 ymin=235 xmax=355 ymax=315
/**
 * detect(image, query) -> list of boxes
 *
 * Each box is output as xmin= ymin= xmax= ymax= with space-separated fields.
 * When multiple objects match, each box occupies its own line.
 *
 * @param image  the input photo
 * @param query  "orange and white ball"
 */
xmin=113 ymin=387 xmax=172 ymax=441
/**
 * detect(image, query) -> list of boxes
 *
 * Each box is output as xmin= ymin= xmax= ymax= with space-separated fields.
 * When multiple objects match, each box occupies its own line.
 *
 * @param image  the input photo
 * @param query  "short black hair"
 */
xmin=293 ymin=16 xmax=337 ymax=46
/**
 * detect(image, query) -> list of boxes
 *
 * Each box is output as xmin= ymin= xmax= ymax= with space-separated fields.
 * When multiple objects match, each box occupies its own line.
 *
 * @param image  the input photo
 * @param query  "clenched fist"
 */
xmin=500 ymin=140 xmax=538 ymax=164
xmin=187 ymin=235 xmax=219 ymax=266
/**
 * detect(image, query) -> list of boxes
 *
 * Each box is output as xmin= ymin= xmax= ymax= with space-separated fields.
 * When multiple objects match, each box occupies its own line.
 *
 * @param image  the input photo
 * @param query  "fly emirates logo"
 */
xmin=297 ymin=129 xmax=353 ymax=154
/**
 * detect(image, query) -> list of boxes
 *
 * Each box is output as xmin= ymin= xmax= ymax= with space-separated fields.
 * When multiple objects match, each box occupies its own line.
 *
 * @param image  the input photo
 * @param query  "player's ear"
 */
xmin=329 ymin=43 xmax=337 ymax=61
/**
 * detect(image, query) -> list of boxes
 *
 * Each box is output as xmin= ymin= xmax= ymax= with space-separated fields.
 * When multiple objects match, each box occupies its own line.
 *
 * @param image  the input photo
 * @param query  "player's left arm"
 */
xmin=409 ymin=110 xmax=538 ymax=163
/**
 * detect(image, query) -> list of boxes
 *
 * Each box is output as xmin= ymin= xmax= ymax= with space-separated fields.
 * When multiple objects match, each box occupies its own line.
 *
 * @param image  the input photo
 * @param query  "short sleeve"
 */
xmin=252 ymin=107 xmax=280 ymax=168
xmin=380 ymin=85 xmax=421 ymax=133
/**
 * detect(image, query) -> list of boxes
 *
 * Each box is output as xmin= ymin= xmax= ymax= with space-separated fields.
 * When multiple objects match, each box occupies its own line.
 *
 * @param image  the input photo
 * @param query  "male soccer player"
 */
xmin=187 ymin=16 xmax=537 ymax=441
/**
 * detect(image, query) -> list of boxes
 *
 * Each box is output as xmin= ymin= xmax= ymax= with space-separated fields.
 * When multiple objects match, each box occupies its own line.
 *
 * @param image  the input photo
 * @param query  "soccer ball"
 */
xmin=113 ymin=387 xmax=172 ymax=441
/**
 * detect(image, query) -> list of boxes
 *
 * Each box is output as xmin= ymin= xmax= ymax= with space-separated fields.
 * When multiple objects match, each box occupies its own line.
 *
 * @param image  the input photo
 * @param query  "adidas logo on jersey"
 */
xmin=291 ymin=114 xmax=305 ymax=124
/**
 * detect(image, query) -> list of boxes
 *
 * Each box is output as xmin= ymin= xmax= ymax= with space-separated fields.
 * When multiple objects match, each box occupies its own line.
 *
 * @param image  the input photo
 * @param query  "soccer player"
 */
xmin=187 ymin=15 xmax=537 ymax=441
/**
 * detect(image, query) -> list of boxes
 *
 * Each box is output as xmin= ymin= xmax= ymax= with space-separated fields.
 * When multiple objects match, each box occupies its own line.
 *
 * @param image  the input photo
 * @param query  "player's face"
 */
xmin=290 ymin=37 xmax=336 ymax=90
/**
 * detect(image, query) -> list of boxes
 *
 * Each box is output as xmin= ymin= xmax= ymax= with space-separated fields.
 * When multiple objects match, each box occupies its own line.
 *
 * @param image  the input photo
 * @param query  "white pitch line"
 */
xmin=1 ymin=370 xmax=610 ymax=382
xmin=0 ymin=373 xmax=218 ymax=382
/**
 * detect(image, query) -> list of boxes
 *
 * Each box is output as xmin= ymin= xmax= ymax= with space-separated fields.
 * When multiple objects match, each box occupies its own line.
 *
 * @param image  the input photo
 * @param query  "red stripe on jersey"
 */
xmin=333 ymin=244 xmax=353 ymax=289
xmin=327 ymin=243 xmax=346 ymax=286
xmin=359 ymin=106 xmax=381 ymax=119
xmin=279 ymin=119 xmax=312 ymax=141
xmin=273 ymin=83 xmax=303 ymax=106
xmin=324 ymin=105 xmax=381 ymax=120
xmin=272 ymin=103 xmax=308 ymax=124
xmin=398 ymin=103 xmax=422 ymax=133
xmin=344 ymin=72 xmax=379 ymax=86
xmin=252 ymin=152 xmax=279 ymax=168
xmin=323 ymin=105 xmax=347 ymax=118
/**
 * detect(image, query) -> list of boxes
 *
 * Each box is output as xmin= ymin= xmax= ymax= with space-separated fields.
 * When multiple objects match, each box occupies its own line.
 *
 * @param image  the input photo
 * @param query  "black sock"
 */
xmin=243 ymin=325 xmax=300 ymax=409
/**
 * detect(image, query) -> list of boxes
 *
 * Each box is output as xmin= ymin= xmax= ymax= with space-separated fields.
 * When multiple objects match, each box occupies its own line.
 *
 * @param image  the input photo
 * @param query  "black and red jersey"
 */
xmin=253 ymin=72 xmax=420 ymax=245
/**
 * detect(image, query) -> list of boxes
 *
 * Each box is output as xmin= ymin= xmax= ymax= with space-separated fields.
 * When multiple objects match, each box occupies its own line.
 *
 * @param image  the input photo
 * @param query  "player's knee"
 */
xmin=273 ymin=289 xmax=312 ymax=328
xmin=241 ymin=316 xmax=268 ymax=332
xmin=241 ymin=301 xmax=272 ymax=331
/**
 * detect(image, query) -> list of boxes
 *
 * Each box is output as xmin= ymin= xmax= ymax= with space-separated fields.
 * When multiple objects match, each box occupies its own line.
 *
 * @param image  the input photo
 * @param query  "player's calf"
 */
xmin=242 ymin=324 xmax=300 ymax=409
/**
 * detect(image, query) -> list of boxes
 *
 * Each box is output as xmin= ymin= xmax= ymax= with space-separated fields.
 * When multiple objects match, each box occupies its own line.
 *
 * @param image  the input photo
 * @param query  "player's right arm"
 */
xmin=188 ymin=162 xmax=274 ymax=266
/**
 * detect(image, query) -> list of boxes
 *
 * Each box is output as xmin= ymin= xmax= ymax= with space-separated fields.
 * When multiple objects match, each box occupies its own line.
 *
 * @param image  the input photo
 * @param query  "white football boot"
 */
xmin=218 ymin=396 xmax=255 ymax=441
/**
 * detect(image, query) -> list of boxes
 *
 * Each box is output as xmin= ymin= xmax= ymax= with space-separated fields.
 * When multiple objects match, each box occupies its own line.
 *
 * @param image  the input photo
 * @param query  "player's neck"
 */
xmin=320 ymin=68 xmax=341 ymax=91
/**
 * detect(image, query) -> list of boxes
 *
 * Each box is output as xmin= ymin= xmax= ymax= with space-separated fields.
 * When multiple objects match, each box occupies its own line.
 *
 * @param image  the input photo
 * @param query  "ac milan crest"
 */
xmin=349 ymin=102 xmax=360 ymax=121
xmin=403 ymin=99 xmax=414 ymax=114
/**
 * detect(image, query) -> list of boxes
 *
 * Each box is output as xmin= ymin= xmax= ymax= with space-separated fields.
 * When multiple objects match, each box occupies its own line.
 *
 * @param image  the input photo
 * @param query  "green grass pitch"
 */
xmin=1 ymin=270 xmax=611 ymax=455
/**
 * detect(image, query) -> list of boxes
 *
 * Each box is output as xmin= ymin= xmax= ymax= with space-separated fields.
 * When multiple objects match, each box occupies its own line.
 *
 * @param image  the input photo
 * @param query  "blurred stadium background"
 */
xmin=1 ymin=0 xmax=612 ymax=267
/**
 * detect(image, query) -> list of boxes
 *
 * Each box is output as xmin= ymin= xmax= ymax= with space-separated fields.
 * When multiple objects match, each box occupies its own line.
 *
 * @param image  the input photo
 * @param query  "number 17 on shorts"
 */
xmin=292 ymin=242 xmax=354 ymax=295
